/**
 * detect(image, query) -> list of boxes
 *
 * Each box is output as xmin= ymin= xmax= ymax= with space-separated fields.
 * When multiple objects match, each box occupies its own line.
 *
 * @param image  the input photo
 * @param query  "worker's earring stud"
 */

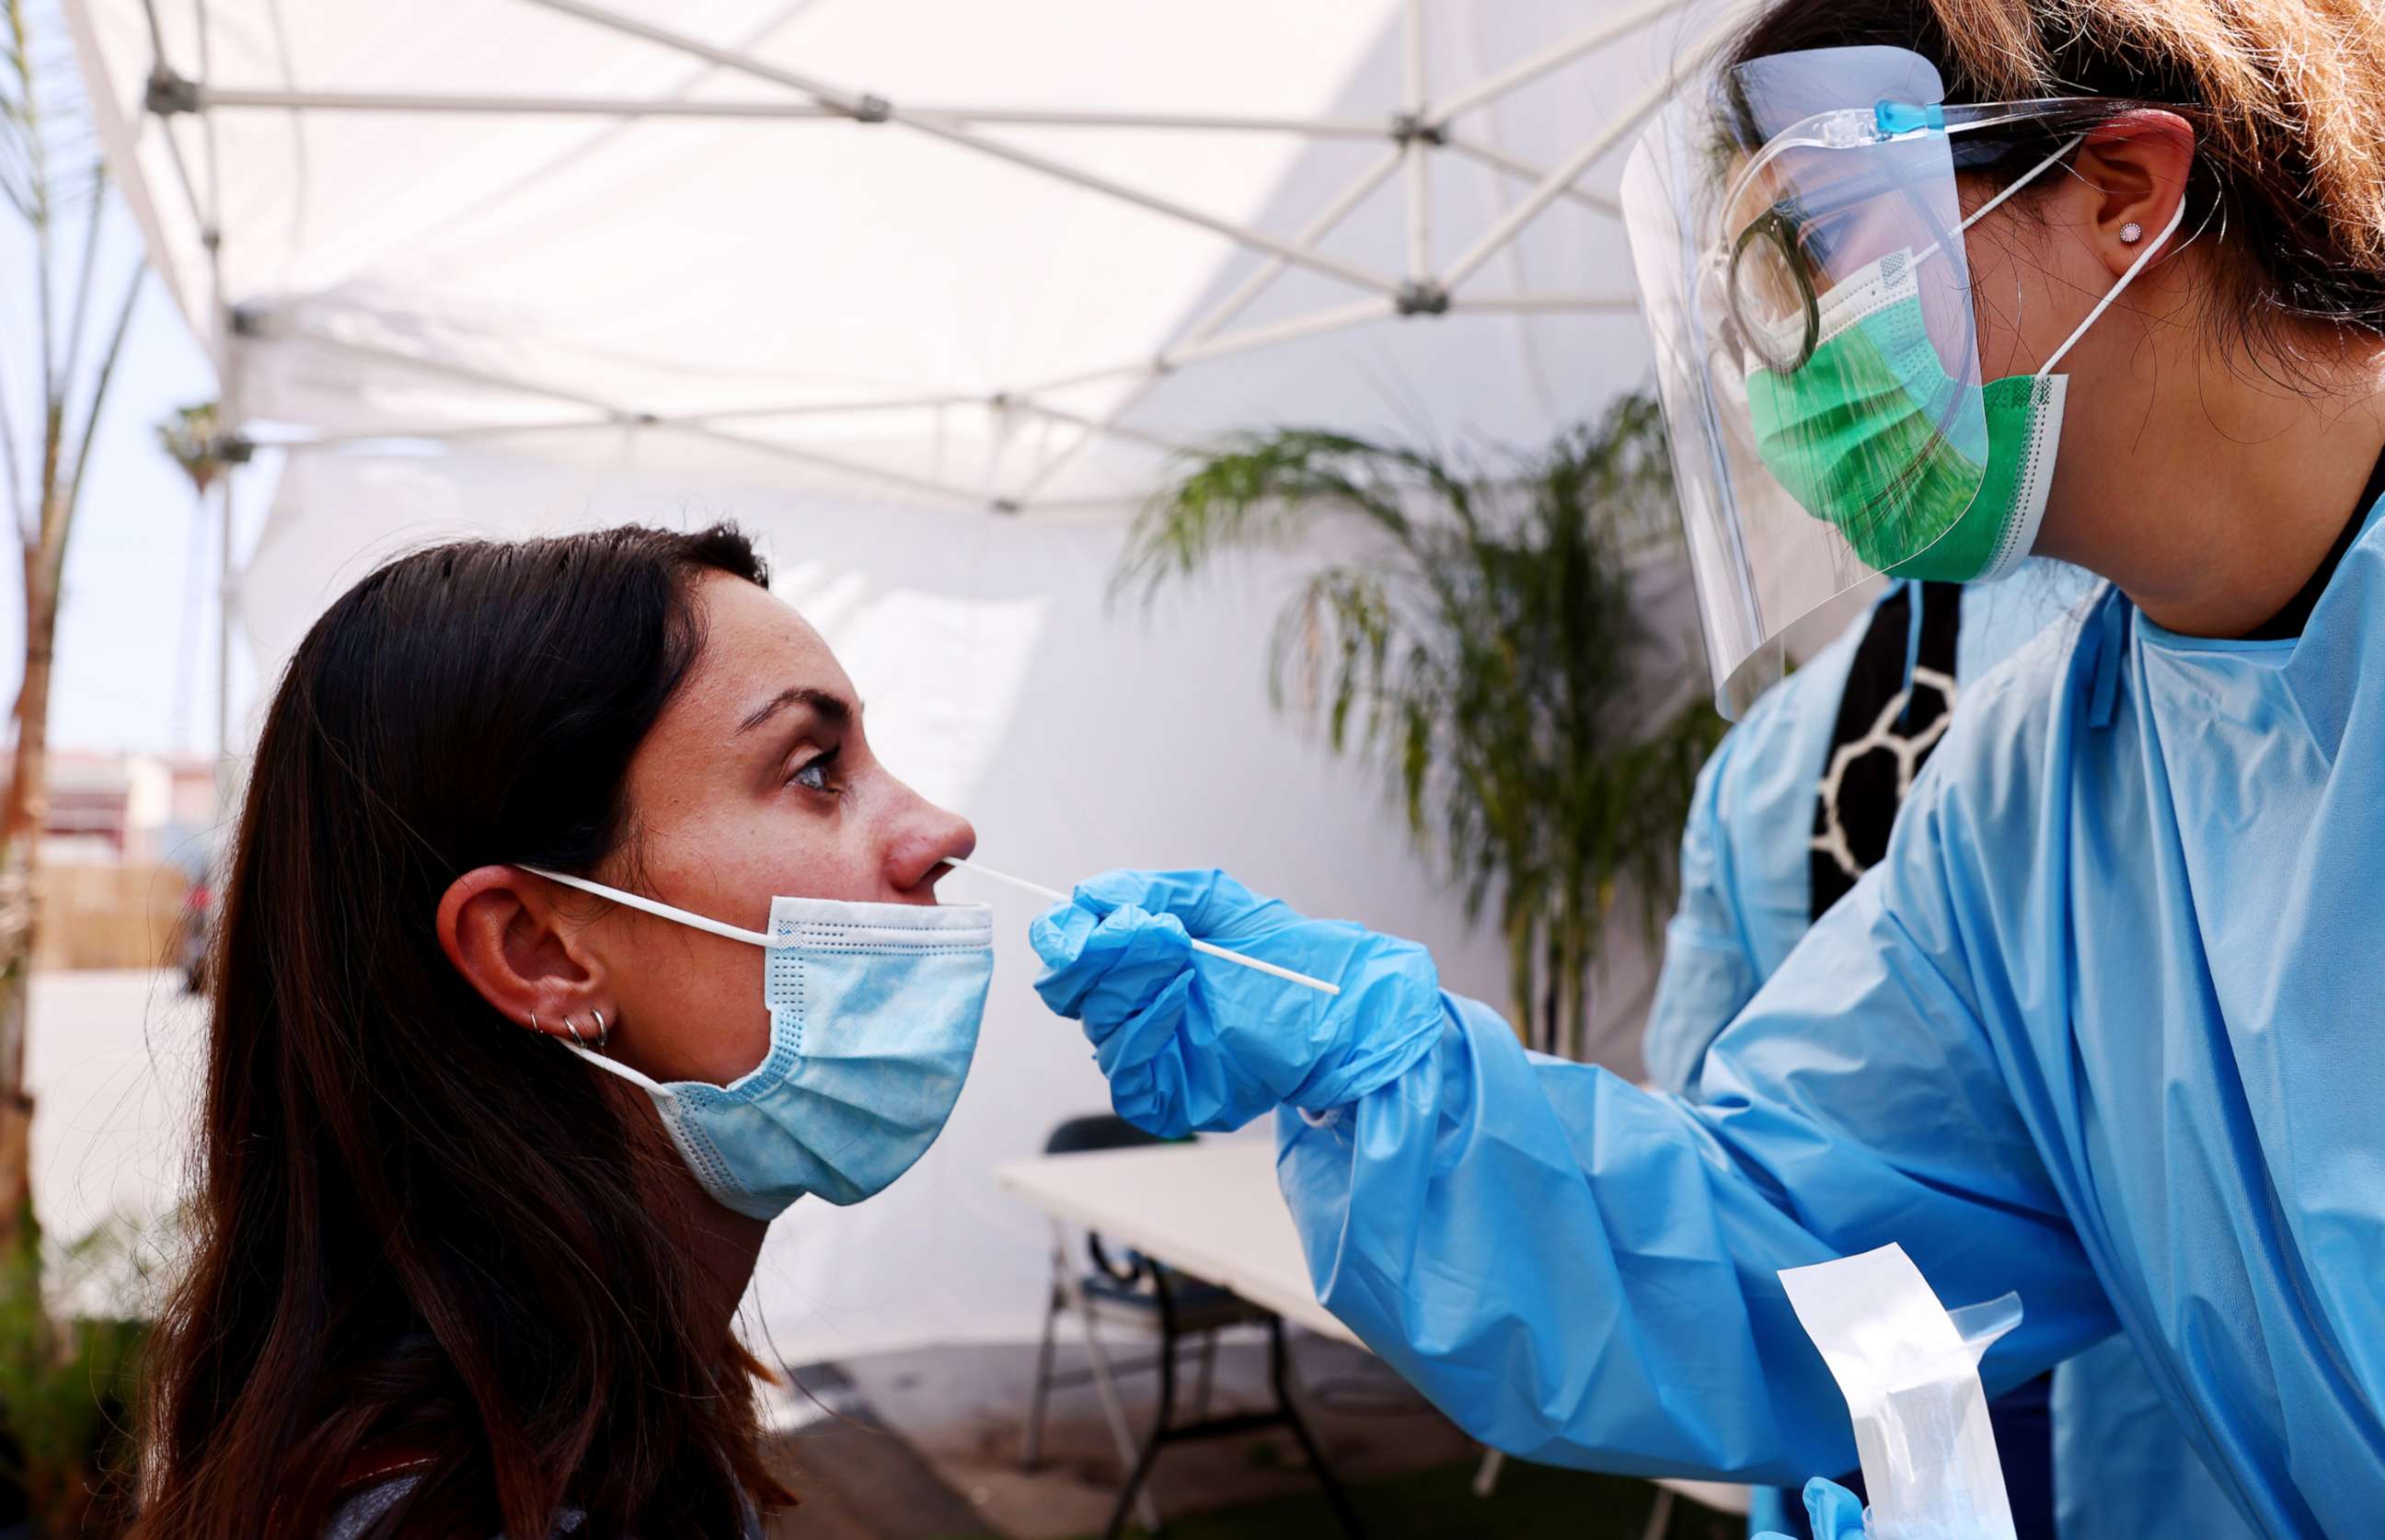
xmin=2119 ymin=221 xmax=2144 ymax=245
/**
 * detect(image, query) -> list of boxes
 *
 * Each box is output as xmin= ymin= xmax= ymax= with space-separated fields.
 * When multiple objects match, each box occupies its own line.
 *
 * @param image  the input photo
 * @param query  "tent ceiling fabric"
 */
xmin=70 ymin=0 xmax=1754 ymax=511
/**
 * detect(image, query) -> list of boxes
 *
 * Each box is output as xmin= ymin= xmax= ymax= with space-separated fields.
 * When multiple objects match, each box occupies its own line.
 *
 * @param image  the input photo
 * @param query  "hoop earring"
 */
xmin=563 ymin=1015 xmax=593 ymax=1049
xmin=591 ymin=1008 xmax=610 ymax=1051
xmin=2118 ymin=221 xmax=2143 ymax=245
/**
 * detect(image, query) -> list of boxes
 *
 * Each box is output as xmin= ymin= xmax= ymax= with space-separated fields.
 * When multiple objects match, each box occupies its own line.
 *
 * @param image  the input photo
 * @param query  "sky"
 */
xmin=0 ymin=186 xmax=272 ymax=761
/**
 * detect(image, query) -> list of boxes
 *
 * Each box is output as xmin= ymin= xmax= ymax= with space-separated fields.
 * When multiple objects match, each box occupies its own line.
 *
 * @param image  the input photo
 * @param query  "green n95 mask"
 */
xmin=1743 ymin=247 xmax=2068 ymax=586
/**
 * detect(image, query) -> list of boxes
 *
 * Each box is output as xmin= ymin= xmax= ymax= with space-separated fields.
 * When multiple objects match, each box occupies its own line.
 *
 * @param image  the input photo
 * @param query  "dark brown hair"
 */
xmin=1728 ymin=0 xmax=2385 ymax=352
xmin=134 ymin=523 xmax=789 ymax=1538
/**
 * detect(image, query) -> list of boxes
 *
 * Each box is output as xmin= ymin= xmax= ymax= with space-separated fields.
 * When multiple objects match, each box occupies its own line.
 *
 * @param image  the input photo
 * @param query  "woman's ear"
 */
xmin=437 ymin=867 xmax=613 ymax=1040
xmin=2070 ymin=109 xmax=2197 ymax=278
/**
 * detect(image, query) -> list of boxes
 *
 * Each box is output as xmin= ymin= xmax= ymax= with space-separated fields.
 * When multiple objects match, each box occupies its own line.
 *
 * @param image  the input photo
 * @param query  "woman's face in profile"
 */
xmin=584 ymin=572 xmax=977 ymax=1085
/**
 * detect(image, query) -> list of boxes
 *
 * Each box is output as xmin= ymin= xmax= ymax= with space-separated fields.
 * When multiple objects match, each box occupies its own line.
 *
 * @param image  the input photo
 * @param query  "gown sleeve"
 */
xmin=1641 ymin=721 xmax=1764 ymax=1094
xmin=1274 ymin=748 xmax=2119 ymax=1485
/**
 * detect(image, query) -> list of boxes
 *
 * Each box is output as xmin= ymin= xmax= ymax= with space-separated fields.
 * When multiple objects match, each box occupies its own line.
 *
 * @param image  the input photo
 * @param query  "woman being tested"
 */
xmin=1031 ymin=0 xmax=2385 ymax=1531
xmin=134 ymin=524 xmax=985 ymax=1538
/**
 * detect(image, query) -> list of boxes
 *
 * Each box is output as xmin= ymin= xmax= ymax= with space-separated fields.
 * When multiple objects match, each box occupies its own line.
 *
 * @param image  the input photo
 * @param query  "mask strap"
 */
xmin=1911 ymin=132 xmax=2085 ymax=269
xmin=2037 ymin=190 xmax=2188 ymax=379
xmin=564 ymin=1038 xmax=677 ymax=1099
xmin=520 ymin=865 xmax=773 ymax=949
xmin=518 ymin=864 xmax=742 ymax=1098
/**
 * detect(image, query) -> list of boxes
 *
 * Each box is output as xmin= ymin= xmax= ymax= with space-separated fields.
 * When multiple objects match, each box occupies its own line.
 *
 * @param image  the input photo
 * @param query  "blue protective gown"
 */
xmin=1642 ymin=568 xmax=2247 ymax=1537
xmin=1273 ymin=502 xmax=2385 ymax=1536
xmin=1643 ymin=566 xmax=2099 ymax=1091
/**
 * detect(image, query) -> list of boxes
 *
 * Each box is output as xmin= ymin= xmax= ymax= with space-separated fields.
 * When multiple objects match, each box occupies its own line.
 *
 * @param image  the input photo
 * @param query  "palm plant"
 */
xmin=1119 ymin=393 xmax=1722 ymax=1061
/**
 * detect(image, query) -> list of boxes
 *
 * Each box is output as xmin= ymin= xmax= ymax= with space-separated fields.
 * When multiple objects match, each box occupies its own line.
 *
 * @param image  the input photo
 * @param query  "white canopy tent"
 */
xmin=69 ymin=0 xmax=1747 ymax=1365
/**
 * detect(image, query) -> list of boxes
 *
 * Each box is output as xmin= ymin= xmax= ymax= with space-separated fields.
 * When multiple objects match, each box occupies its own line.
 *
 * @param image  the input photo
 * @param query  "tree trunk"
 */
xmin=0 ymin=547 xmax=60 ymax=1257
xmin=1504 ymin=908 xmax=1536 ymax=1048
xmin=1540 ymin=920 xmax=1563 ymax=1059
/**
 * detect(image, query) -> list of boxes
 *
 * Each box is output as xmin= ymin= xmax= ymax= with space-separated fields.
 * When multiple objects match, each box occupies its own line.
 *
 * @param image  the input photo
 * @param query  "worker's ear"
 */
xmin=2065 ymin=110 xmax=2195 ymax=277
xmin=437 ymin=866 xmax=614 ymax=1041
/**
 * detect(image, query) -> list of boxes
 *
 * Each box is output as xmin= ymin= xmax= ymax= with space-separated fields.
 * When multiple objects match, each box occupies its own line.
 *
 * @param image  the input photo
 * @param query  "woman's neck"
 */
xmin=2041 ymin=340 xmax=2385 ymax=638
xmin=682 ymin=1180 xmax=769 ymax=1328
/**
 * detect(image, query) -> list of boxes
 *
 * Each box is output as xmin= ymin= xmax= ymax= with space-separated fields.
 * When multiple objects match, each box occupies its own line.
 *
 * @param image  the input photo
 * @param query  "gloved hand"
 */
xmin=1030 ymin=868 xmax=1446 ymax=1138
xmin=1754 ymin=1479 xmax=1869 ymax=1540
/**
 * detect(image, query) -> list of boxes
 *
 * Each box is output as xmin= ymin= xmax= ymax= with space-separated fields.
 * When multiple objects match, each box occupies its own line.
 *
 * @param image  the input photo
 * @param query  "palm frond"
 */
xmin=1127 ymin=395 xmax=1721 ymax=1056
xmin=1113 ymin=429 xmax=1434 ymax=604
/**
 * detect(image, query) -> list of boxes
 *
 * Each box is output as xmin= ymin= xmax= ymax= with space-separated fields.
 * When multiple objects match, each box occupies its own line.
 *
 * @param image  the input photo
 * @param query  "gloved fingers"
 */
xmin=1031 ymin=902 xmax=1192 ymax=1022
xmin=1801 ymin=1477 xmax=1868 ymax=1538
xmin=1089 ymin=970 xmax=1196 ymax=1080
xmin=1029 ymin=899 xmax=1101 ymax=974
xmin=1070 ymin=868 xmax=1296 ymax=944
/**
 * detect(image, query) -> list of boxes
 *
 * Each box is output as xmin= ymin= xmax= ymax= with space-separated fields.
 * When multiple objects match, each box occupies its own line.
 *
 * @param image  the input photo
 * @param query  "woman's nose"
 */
xmin=885 ymin=785 xmax=977 ymax=898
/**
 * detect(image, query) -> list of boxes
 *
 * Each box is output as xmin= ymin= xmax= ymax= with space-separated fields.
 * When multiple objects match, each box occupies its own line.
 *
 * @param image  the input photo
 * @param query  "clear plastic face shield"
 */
xmin=1621 ymin=46 xmax=2128 ymax=715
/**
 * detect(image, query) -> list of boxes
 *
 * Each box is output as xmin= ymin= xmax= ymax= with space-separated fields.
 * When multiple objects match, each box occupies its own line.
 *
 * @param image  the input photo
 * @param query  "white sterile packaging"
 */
xmin=1779 ymin=1244 xmax=2023 ymax=1540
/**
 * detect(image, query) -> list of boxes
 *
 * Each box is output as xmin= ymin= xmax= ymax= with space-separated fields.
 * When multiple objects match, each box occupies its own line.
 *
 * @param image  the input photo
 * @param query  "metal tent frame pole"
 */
xmin=138 ymin=0 xmax=1737 ymax=513
xmin=516 ymin=0 xmax=1405 ymax=299
xmin=188 ymin=86 xmax=1390 ymax=138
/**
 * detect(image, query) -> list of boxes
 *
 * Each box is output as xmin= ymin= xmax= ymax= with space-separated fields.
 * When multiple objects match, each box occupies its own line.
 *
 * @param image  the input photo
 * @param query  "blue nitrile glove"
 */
xmin=1754 ymin=1479 xmax=1869 ymax=1540
xmin=1030 ymin=868 xmax=1446 ymax=1138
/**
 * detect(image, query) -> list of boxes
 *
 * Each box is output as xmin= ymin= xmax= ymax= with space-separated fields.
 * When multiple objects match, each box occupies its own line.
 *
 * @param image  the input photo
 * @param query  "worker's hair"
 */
xmin=132 ymin=523 xmax=791 ymax=1539
xmin=1731 ymin=0 xmax=2385 ymax=367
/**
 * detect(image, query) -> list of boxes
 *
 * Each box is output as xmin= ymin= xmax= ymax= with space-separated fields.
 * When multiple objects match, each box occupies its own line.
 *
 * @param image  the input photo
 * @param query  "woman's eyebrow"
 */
xmin=737 ymin=685 xmax=856 ymax=735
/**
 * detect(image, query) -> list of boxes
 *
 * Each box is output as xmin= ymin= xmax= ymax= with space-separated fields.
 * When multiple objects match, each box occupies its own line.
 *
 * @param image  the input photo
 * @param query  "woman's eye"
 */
xmin=789 ymin=747 xmax=841 ymax=794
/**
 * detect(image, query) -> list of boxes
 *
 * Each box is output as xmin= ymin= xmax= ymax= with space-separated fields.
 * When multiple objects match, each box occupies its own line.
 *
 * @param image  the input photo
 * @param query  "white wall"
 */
xmin=243 ymin=443 xmax=1671 ymax=1363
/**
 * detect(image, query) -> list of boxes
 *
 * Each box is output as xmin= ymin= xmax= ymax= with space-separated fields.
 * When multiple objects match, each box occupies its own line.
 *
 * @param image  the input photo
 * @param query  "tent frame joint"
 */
xmin=144 ymin=64 xmax=201 ymax=118
xmin=211 ymin=433 xmax=257 ymax=465
xmin=1388 ymin=111 xmax=1445 ymax=148
xmin=1394 ymin=280 xmax=1448 ymax=316
xmin=853 ymin=92 xmax=892 ymax=124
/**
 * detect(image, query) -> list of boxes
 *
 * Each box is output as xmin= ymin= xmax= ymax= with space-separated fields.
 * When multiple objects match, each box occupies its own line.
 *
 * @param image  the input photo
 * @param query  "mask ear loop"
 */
xmin=1910 ymin=132 xmax=2086 ymax=270
xmin=568 ymin=1040 xmax=677 ymax=1099
xmin=520 ymin=865 xmax=774 ymax=949
xmin=2035 ymin=188 xmax=2188 ymax=378
xmin=529 ymin=1009 xmax=677 ymax=1098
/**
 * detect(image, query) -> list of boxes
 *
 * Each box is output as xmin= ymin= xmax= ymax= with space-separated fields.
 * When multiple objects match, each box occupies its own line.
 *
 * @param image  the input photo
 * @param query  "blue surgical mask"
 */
xmin=524 ymin=868 xmax=995 ymax=1220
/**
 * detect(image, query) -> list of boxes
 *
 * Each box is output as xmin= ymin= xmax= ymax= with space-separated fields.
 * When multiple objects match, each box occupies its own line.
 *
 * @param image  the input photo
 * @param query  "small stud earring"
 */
xmin=2119 ymin=221 xmax=2144 ymax=245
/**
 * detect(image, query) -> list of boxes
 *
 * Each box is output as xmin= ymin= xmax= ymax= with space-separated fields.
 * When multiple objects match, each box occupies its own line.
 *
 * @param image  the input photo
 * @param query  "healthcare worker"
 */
xmin=1642 ymin=565 xmax=2253 ymax=1540
xmin=1031 ymin=0 xmax=2385 ymax=1532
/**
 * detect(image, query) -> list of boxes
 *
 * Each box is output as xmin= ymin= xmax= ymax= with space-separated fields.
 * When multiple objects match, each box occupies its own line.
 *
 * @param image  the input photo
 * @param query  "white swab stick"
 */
xmin=940 ymin=856 xmax=1342 ymax=996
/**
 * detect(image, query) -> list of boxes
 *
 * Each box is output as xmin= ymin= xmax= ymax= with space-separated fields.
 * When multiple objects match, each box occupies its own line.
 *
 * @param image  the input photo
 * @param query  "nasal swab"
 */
xmin=939 ymin=856 xmax=1342 ymax=997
